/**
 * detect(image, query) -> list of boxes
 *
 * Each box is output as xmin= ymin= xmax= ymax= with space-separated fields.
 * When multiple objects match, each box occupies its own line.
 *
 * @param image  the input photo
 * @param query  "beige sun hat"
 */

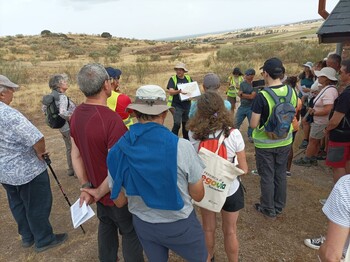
xmin=174 ymin=62 xmax=188 ymax=72
xmin=126 ymin=85 xmax=172 ymax=115
xmin=314 ymin=67 xmax=338 ymax=81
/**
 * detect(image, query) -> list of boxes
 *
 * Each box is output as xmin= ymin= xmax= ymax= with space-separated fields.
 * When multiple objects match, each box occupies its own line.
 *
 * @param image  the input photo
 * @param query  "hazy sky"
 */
xmin=0 ymin=0 xmax=339 ymax=40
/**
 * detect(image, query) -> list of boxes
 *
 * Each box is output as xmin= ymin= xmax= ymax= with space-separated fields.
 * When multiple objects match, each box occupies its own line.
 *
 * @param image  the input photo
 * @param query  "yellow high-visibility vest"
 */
xmin=167 ymin=74 xmax=192 ymax=106
xmin=252 ymin=85 xmax=297 ymax=148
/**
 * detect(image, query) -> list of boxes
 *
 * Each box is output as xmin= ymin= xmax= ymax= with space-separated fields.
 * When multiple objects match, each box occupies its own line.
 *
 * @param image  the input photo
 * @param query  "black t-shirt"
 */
xmin=329 ymin=86 xmax=350 ymax=142
xmin=166 ymin=75 xmax=192 ymax=108
xmin=251 ymin=84 xmax=285 ymax=127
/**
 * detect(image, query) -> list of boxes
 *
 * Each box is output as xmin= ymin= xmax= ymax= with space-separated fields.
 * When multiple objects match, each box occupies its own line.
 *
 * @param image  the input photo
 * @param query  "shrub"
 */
xmin=89 ymin=51 xmax=102 ymax=62
xmin=149 ymin=54 xmax=161 ymax=61
xmin=0 ymin=62 xmax=30 ymax=84
xmin=101 ymin=32 xmax=112 ymax=39
xmin=41 ymin=30 xmax=52 ymax=37
xmin=132 ymin=63 xmax=149 ymax=83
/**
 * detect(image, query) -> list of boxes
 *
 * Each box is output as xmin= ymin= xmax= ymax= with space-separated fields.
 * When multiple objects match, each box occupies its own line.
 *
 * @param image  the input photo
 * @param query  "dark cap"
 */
xmin=232 ymin=67 xmax=243 ymax=75
xmin=245 ymin=68 xmax=256 ymax=76
xmin=260 ymin=58 xmax=284 ymax=77
xmin=105 ymin=67 xmax=122 ymax=79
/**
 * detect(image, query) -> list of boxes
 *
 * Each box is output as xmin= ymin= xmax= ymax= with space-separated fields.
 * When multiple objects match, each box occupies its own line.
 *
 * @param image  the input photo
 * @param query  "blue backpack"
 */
xmin=263 ymin=86 xmax=296 ymax=139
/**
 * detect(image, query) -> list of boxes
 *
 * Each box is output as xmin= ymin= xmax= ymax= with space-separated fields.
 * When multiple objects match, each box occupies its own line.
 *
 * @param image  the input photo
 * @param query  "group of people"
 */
xmin=0 ymin=54 xmax=350 ymax=262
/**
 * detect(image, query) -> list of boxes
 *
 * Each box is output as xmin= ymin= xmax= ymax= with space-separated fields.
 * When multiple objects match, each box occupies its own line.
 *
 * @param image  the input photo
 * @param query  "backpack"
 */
xmin=42 ymin=91 xmax=67 ymax=129
xmin=263 ymin=86 xmax=296 ymax=139
xmin=198 ymin=130 xmax=230 ymax=160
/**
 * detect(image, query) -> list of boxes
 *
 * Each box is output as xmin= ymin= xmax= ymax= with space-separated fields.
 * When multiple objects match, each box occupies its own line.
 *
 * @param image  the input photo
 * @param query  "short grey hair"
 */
xmin=77 ymin=63 xmax=108 ymax=97
xmin=49 ymin=74 xmax=68 ymax=90
xmin=0 ymin=86 xmax=9 ymax=93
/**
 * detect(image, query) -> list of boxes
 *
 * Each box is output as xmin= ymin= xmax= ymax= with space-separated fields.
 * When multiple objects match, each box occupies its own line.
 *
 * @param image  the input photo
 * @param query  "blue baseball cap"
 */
xmin=105 ymin=67 xmax=122 ymax=79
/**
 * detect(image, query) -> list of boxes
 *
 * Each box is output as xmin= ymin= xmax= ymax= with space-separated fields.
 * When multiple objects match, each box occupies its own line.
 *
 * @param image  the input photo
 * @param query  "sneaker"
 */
xmin=35 ymin=233 xmax=68 ymax=253
xmin=275 ymin=207 xmax=283 ymax=215
xmin=319 ymin=198 xmax=327 ymax=205
xmin=299 ymin=140 xmax=308 ymax=149
xmin=293 ymin=157 xmax=318 ymax=167
xmin=254 ymin=203 xmax=276 ymax=220
xmin=304 ymin=236 xmax=325 ymax=250
xmin=22 ymin=239 xmax=34 ymax=248
xmin=286 ymin=171 xmax=292 ymax=177
xmin=316 ymin=150 xmax=327 ymax=160
xmin=251 ymin=169 xmax=259 ymax=176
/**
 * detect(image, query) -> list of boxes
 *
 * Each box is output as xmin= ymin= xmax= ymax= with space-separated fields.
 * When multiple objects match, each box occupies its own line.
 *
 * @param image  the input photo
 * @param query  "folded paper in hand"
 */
xmin=70 ymin=199 xmax=95 ymax=229
xmin=178 ymin=81 xmax=201 ymax=101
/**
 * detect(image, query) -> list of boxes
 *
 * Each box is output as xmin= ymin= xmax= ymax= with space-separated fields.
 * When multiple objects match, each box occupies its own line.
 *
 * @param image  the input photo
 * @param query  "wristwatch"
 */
xmin=81 ymin=182 xmax=92 ymax=189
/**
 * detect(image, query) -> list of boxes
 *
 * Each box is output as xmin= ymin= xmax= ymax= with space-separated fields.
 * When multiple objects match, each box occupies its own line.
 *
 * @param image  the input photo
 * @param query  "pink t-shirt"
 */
xmin=313 ymin=85 xmax=338 ymax=125
xmin=70 ymin=103 xmax=127 ymax=206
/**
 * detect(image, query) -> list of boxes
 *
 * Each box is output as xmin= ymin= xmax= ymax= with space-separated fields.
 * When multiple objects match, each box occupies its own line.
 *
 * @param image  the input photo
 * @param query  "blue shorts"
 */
xmin=132 ymin=210 xmax=207 ymax=262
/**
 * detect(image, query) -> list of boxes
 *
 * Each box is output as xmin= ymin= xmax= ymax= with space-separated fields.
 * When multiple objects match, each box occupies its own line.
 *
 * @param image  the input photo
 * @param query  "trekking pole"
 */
xmin=293 ymin=148 xmax=306 ymax=159
xmin=43 ymin=154 xmax=86 ymax=234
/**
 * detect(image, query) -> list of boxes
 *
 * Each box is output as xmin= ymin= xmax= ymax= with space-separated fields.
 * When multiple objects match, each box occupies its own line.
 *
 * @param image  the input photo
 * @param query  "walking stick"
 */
xmin=43 ymin=154 xmax=86 ymax=234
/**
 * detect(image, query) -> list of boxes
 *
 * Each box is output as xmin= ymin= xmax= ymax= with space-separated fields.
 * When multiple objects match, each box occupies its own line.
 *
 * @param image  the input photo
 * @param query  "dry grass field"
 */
xmin=0 ymin=20 xmax=337 ymax=261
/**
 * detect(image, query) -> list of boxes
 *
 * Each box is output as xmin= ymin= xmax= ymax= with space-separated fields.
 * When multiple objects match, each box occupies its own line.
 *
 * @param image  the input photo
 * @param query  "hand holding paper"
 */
xmin=70 ymin=199 xmax=95 ymax=229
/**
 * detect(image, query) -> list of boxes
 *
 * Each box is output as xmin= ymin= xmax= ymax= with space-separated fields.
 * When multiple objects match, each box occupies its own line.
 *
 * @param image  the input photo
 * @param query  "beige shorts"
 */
xmin=310 ymin=123 xmax=327 ymax=139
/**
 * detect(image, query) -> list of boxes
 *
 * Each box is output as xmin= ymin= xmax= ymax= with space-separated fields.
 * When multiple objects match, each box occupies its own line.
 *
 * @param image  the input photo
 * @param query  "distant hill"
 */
xmin=159 ymin=19 xmax=323 ymax=42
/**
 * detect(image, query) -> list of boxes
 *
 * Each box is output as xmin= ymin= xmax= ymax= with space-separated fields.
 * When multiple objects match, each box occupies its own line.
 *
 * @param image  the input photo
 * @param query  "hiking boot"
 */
xmin=67 ymin=170 xmax=75 ymax=177
xmin=35 ymin=233 xmax=68 ymax=253
xmin=275 ymin=207 xmax=283 ymax=215
xmin=293 ymin=157 xmax=318 ymax=167
xmin=286 ymin=171 xmax=292 ymax=177
xmin=304 ymin=236 xmax=325 ymax=250
xmin=254 ymin=203 xmax=276 ymax=220
xmin=22 ymin=239 xmax=34 ymax=248
xmin=299 ymin=140 xmax=308 ymax=149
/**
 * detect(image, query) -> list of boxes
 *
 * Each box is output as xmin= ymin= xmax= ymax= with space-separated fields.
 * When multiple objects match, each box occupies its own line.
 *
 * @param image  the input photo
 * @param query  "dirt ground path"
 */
xmin=0 ymin=110 xmax=333 ymax=262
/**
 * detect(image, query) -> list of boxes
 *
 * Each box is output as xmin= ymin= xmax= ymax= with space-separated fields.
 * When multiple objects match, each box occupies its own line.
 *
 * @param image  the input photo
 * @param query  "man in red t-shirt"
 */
xmin=70 ymin=63 xmax=143 ymax=262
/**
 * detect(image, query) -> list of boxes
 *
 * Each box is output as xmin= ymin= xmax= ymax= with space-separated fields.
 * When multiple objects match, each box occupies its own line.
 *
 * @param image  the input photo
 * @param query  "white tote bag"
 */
xmin=193 ymin=133 xmax=245 ymax=212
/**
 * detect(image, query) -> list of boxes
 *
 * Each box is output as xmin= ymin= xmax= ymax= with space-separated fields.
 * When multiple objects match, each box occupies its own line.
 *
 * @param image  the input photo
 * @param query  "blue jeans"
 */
xmin=96 ymin=202 xmax=144 ymax=262
xmin=132 ymin=211 xmax=207 ymax=262
xmin=235 ymin=105 xmax=253 ymax=137
xmin=2 ymin=170 xmax=55 ymax=248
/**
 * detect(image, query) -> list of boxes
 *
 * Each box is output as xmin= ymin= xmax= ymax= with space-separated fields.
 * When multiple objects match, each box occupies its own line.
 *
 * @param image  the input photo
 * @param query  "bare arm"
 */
xmin=250 ymin=112 xmax=261 ymax=129
xmin=168 ymin=88 xmax=183 ymax=96
xmin=236 ymin=150 xmax=248 ymax=174
xmin=33 ymin=137 xmax=47 ymax=161
xmin=319 ymin=221 xmax=349 ymax=262
xmin=188 ymin=178 xmax=204 ymax=202
xmin=309 ymin=104 xmax=333 ymax=117
xmin=241 ymin=91 xmax=257 ymax=100
xmin=326 ymin=111 xmax=345 ymax=132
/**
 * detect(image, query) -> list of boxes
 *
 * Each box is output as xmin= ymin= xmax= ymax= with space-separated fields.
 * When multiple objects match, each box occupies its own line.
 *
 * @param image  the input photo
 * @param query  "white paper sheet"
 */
xmin=178 ymin=81 xmax=201 ymax=101
xmin=70 ymin=199 xmax=95 ymax=229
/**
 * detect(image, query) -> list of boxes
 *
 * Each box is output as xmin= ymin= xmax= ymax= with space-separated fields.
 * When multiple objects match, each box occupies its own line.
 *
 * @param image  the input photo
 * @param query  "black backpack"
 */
xmin=42 ymin=90 xmax=68 ymax=129
xmin=263 ymin=86 xmax=296 ymax=139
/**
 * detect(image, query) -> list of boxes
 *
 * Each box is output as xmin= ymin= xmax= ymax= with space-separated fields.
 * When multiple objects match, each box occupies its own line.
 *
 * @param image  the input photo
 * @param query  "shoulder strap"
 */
xmin=264 ymin=85 xmax=292 ymax=104
xmin=215 ymin=132 xmax=226 ymax=154
xmin=312 ymin=85 xmax=334 ymax=107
